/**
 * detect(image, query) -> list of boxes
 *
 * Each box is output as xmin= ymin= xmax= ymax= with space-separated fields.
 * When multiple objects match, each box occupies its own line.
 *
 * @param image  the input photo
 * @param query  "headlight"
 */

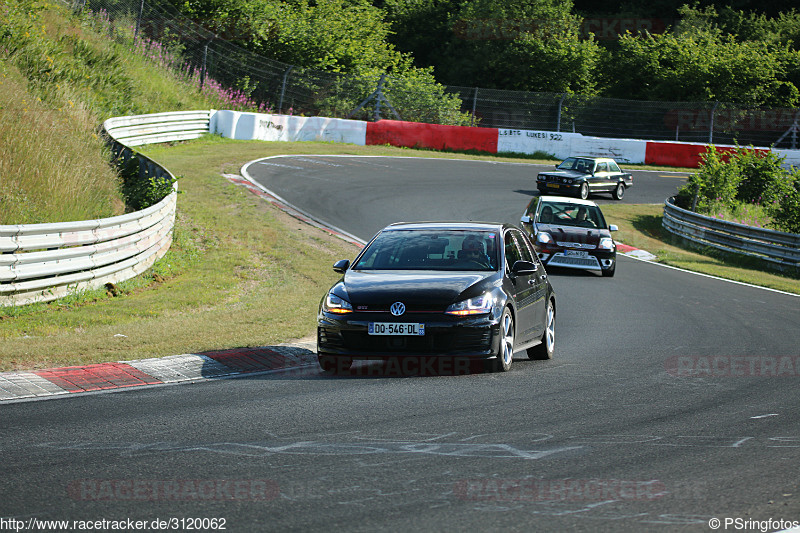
xmin=536 ymin=232 xmax=553 ymax=245
xmin=445 ymin=293 xmax=494 ymax=316
xmin=323 ymin=292 xmax=353 ymax=314
xmin=598 ymin=237 xmax=615 ymax=251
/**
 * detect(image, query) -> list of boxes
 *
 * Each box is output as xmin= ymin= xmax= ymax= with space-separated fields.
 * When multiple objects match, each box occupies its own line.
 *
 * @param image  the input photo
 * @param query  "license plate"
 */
xmin=369 ymin=323 xmax=425 ymax=336
xmin=564 ymin=250 xmax=590 ymax=258
xmin=547 ymin=183 xmax=560 ymax=188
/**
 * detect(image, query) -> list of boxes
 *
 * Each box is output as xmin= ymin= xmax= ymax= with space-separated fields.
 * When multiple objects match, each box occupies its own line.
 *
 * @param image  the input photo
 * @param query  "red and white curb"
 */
xmin=617 ymin=243 xmax=657 ymax=261
xmin=0 ymin=340 xmax=317 ymax=403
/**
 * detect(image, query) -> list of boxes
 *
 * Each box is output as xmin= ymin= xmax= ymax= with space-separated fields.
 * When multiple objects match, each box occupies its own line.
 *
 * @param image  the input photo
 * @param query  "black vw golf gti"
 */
xmin=317 ymin=222 xmax=556 ymax=374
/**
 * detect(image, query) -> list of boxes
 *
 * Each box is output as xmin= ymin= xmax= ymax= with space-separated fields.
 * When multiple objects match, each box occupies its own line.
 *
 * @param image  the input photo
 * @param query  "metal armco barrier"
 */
xmin=662 ymin=197 xmax=800 ymax=271
xmin=0 ymin=110 xmax=213 ymax=306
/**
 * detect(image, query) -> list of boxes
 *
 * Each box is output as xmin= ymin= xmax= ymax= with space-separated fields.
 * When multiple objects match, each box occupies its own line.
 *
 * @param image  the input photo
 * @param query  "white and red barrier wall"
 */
xmin=211 ymin=110 xmax=800 ymax=168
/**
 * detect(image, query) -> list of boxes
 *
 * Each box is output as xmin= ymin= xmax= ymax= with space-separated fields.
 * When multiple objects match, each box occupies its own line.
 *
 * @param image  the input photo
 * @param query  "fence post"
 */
xmin=373 ymin=74 xmax=386 ymax=121
xmin=133 ymin=0 xmax=145 ymax=46
xmin=470 ymin=87 xmax=478 ymax=127
xmin=557 ymin=93 xmax=566 ymax=132
xmin=709 ymin=101 xmax=718 ymax=145
xmin=199 ymin=39 xmax=211 ymax=90
xmin=278 ymin=66 xmax=293 ymax=114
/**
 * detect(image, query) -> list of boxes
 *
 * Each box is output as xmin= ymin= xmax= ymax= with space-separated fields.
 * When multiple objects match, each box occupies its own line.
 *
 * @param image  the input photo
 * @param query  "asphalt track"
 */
xmin=3 ymin=156 xmax=800 ymax=532
xmin=243 ymin=156 xmax=688 ymax=240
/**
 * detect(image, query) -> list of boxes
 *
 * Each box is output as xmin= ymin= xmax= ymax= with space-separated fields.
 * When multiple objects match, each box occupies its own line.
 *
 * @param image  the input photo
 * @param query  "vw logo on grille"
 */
xmin=390 ymin=302 xmax=406 ymax=316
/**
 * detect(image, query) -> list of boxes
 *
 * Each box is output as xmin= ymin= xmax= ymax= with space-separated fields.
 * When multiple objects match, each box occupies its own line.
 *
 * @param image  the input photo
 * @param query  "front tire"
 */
xmin=490 ymin=308 xmax=514 ymax=372
xmin=602 ymin=261 xmax=616 ymax=277
xmin=579 ymin=182 xmax=589 ymax=200
xmin=528 ymin=299 xmax=555 ymax=360
xmin=612 ymin=182 xmax=625 ymax=200
xmin=318 ymin=355 xmax=353 ymax=374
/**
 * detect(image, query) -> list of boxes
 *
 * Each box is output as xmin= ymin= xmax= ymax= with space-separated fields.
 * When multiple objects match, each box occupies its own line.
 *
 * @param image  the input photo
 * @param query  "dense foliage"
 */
xmin=376 ymin=1 xmax=800 ymax=107
xmin=175 ymin=0 xmax=471 ymax=124
xmin=676 ymin=147 xmax=800 ymax=233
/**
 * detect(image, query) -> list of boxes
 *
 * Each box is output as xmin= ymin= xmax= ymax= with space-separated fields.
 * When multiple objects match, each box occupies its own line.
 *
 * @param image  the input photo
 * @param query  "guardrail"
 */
xmin=0 ymin=110 xmax=213 ymax=307
xmin=662 ymin=197 xmax=800 ymax=272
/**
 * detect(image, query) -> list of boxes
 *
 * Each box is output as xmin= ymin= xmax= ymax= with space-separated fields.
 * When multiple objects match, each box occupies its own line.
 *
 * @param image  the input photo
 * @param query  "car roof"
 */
xmin=538 ymin=195 xmax=600 ymax=208
xmin=383 ymin=221 xmax=507 ymax=232
xmin=569 ymin=156 xmax=616 ymax=162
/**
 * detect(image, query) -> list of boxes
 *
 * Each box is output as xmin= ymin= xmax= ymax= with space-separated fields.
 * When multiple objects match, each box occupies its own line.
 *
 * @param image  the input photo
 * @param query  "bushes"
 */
xmin=770 ymin=175 xmax=800 ymax=234
xmin=677 ymin=145 xmax=800 ymax=234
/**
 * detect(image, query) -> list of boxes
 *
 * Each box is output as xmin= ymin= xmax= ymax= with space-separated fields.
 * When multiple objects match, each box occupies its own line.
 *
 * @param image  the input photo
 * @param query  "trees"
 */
xmin=602 ymin=6 xmax=800 ymax=107
xmin=393 ymin=0 xmax=604 ymax=94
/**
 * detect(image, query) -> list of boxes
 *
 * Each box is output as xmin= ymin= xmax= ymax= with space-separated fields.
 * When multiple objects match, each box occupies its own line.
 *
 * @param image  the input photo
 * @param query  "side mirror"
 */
xmin=511 ymin=260 xmax=538 ymax=276
xmin=609 ymin=224 xmax=619 ymax=232
xmin=520 ymin=215 xmax=531 ymax=224
xmin=333 ymin=259 xmax=350 ymax=273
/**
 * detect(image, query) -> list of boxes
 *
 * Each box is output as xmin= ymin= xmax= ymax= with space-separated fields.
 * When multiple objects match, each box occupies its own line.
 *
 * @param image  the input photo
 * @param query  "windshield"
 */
xmin=353 ymin=229 xmax=500 ymax=271
xmin=537 ymin=201 xmax=607 ymax=229
xmin=556 ymin=157 xmax=595 ymax=173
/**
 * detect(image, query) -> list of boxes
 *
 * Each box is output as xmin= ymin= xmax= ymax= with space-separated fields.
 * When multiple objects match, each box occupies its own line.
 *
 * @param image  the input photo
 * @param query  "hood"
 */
xmin=341 ymin=270 xmax=498 ymax=312
xmin=541 ymin=169 xmax=589 ymax=178
xmin=535 ymin=224 xmax=611 ymax=246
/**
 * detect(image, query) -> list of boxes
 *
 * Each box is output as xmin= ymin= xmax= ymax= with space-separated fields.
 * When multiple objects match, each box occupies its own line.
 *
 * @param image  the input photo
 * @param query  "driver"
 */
xmin=576 ymin=207 xmax=596 ymax=227
xmin=457 ymin=236 xmax=488 ymax=266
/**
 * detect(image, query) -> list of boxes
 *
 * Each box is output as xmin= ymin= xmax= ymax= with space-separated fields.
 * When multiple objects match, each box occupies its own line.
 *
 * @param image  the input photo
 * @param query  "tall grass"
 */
xmin=0 ymin=0 xmax=272 ymax=225
xmin=0 ymin=62 xmax=124 ymax=223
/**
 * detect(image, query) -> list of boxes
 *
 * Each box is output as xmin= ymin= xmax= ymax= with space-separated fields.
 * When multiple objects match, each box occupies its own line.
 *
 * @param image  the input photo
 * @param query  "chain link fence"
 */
xmin=77 ymin=0 xmax=800 ymax=149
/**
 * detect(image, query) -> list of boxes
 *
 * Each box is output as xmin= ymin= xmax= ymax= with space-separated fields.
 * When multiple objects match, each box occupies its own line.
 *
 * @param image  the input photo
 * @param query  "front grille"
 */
xmin=548 ymin=255 xmax=601 ymax=269
xmin=339 ymin=327 xmax=492 ymax=355
xmin=540 ymin=175 xmax=572 ymax=184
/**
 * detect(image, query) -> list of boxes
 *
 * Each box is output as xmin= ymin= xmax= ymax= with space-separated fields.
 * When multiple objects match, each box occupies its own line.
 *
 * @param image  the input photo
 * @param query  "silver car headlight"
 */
xmin=598 ymin=237 xmax=615 ymax=251
xmin=536 ymin=232 xmax=553 ymax=245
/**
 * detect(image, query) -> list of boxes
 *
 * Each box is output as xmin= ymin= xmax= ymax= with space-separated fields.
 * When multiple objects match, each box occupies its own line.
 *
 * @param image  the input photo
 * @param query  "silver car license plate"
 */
xmin=564 ymin=250 xmax=590 ymax=258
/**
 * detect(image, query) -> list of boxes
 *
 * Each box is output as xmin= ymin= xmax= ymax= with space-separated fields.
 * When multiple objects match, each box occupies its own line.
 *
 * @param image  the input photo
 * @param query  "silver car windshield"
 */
xmin=353 ymin=230 xmax=500 ymax=271
xmin=537 ymin=201 xmax=607 ymax=229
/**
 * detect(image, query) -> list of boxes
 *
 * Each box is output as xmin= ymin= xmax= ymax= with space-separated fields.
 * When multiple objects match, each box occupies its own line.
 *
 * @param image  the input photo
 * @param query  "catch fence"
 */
xmin=77 ymin=0 xmax=800 ymax=148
